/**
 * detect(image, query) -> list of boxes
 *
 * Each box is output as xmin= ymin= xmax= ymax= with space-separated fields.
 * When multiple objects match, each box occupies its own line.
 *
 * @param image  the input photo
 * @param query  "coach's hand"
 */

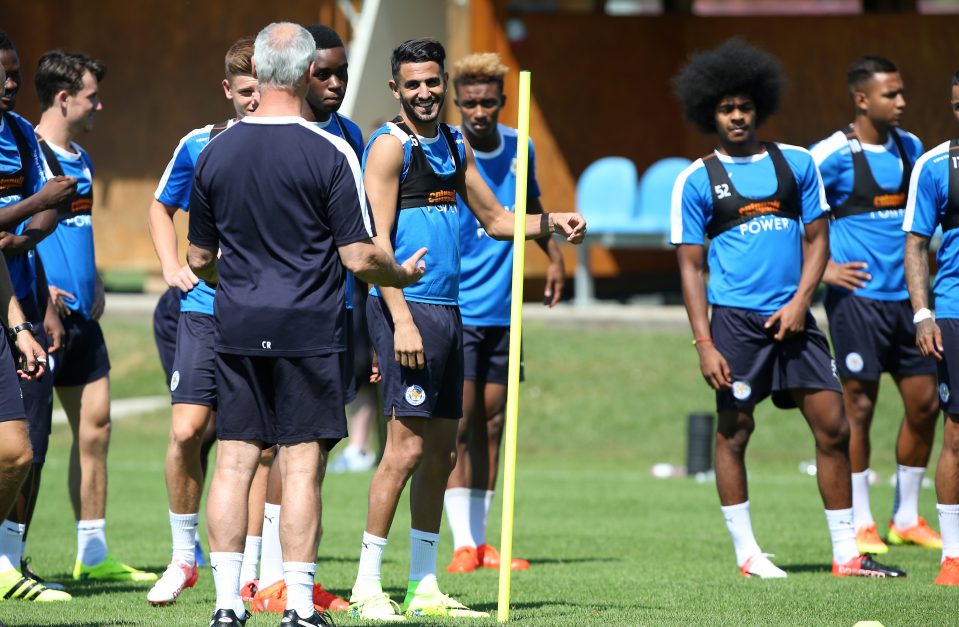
xmin=15 ymin=331 xmax=47 ymax=381
xmin=822 ymin=260 xmax=870 ymax=291
xmin=394 ymin=319 xmax=425 ymax=370
xmin=548 ymin=213 xmax=587 ymax=244
xmin=916 ymin=318 xmax=944 ymax=361
xmin=165 ymin=264 xmax=200 ymax=293
xmin=765 ymin=300 xmax=807 ymax=341
xmin=697 ymin=342 xmax=731 ymax=390
xmin=397 ymin=247 xmax=428 ymax=288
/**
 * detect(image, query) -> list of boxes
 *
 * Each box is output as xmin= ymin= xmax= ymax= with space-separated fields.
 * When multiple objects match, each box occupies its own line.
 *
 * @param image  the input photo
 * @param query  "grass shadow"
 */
xmin=780 ymin=563 xmax=833 ymax=574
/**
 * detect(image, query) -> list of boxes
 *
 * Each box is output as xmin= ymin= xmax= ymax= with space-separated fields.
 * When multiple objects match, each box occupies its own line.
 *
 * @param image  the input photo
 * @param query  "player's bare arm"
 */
xmin=148 ymin=198 xmax=200 ymax=292
xmin=677 ymin=243 xmax=731 ymax=390
xmin=904 ymin=231 xmax=942 ymax=360
xmin=765 ymin=216 xmax=829 ymax=340
xmin=365 ymin=133 xmax=426 ymax=370
xmin=0 ymin=174 xmax=76 ymax=232
xmin=822 ymin=258 xmax=871 ymax=291
xmin=0 ymin=207 xmax=62 ymax=256
xmin=529 ymin=197 xmax=565 ymax=306
xmin=457 ymin=141 xmax=586 ymax=243
xmin=186 ymin=242 xmax=218 ymax=286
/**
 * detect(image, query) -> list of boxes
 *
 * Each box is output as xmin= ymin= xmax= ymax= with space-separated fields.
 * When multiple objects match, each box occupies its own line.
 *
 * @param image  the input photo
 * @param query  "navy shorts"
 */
xmin=352 ymin=286 xmax=374 ymax=385
xmin=50 ymin=315 xmax=110 ymax=387
xmin=825 ymin=289 xmax=936 ymax=381
xmin=934 ymin=319 xmax=959 ymax=415
xmin=17 ymin=326 xmax=53 ymax=464
xmin=0 ymin=332 xmax=26 ymax=423
xmin=153 ymin=288 xmax=181 ymax=382
xmin=215 ymin=351 xmax=347 ymax=446
xmin=170 ymin=312 xmax=216 ymax=408
xmin=711 ymin=306 xmax=842 ymax=412
xmin=367 ymin=296 xmax=463 ymax=419
xmin=463 ymin=325 xmax=523 ymax=385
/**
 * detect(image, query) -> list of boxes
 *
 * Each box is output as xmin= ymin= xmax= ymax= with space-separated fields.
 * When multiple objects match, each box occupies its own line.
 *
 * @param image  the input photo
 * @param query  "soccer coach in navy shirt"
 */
xmin=187 ymin=23 xmax=426 ymax=627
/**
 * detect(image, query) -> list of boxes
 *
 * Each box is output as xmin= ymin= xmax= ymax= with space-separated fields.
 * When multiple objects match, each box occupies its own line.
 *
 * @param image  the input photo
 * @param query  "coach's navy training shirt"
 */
xmin=188 ymin=115 xmax=374 ymax=357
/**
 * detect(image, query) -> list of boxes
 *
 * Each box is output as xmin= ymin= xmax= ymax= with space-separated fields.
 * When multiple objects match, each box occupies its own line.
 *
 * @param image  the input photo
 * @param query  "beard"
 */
xmin=400 ymin=92 xmax=444 ymax=124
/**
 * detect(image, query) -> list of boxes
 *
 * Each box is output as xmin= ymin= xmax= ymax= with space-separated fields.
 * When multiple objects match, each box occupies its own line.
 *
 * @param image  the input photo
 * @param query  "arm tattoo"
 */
xmin=904 ymin=234 xmax=930 ymax=311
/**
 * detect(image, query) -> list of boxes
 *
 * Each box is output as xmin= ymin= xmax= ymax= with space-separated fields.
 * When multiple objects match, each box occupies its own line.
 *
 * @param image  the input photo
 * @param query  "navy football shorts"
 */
xmin=366 ymin=296 xmax=463 ymax=419
xmin=711 ymin=305 xmax=842 ymax=412
xmin=825 ymin=288 xmax=935 ymax=381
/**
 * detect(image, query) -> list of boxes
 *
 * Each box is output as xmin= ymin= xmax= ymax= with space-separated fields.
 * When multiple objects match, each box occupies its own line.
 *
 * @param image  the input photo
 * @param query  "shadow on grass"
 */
xmin=54 ymin=579 xmax=158 ymax=597
xmin=7 ymin=623 xmax=136 ymax=627
xmin=520 ymin=556 xmax=621 ymax=566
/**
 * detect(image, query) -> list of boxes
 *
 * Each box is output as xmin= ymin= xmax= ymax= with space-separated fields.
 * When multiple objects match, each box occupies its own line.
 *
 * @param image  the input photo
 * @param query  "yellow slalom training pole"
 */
xmin=497 ymin=69 xmax=531 ymax=623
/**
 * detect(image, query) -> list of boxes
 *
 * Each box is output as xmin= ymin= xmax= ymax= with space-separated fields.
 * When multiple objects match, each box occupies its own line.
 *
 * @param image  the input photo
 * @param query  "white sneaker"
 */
xmin=329 ymin=447 xmax=376 ymax=473
xmin=349 ymin=589 xmax=405 ymax=622
xmin=147 ymin=560 xmax=198 ymax=605
xmin=739 ymin=553 xmax=787 ymax=579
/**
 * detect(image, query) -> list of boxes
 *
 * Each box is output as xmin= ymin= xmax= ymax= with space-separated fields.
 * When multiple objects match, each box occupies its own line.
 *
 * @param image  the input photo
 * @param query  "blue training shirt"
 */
xmin=902 ymin=140 xmax=959 ymax=319
xmin=154 ymin=123 xmax=221 ymax=316
xmin=458 ymin=124 xmax=540 ymax=326
xmin=670 ymin=144 xmax=829 ymax=315
xmin=36 ymin=140 xmax=98 ymax=318
xmin=315 ymin=113 xmax=365 ymax=310
xmin=366 ymin=121 xmax=467 ymax=306
xmin=0 ymin=112 xmax=48 ymax=305
xmin=811 ymin=128 xmax=923 ymax=300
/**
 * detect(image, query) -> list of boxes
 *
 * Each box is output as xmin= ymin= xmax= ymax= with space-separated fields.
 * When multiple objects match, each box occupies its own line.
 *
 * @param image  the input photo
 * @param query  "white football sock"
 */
xmin=284 ymin=561 xmax=316 ymax=617
xmin=354 ymin=532 xmax=387 ymax=592
xmin=409 ymin=529 xmax=439 ymax=583
xmin=210 ymin=551 xmax=245 ymax=617
xmin=77 ymin=519 xmax=108 ymax=566
xmin=937 ymin=503 xmax=959 ymax=561
xmin=240 ymin=535 xmax=261 ymax=584
xmin=474 ymin=490 xmax=493 ymax=547
xmin=169 ymin=511 xmax=198 ymax=566
xmin=851 ymin=469 xmax=874 ymax=529
xmin=259 ymin=503 xmax=283 ymax=588
xmin=892 ymin=465 xmax=925 ymax=529
xmin=444 ymin=488 xmax=475 ymax=549
xmin=825 ymin=508 xmax=859 ymax=564
xmin=0 ymin=520 xmax=24 ymax=572
xmin=720 ymin=501 xmax=762 ymax=566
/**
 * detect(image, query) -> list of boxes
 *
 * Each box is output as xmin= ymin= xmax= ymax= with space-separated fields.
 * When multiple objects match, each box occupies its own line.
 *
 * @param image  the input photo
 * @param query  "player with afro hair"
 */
xmin=670 ymin=39 xmax=907 ymax=581
xmin=673 ymin=38 xmax=784 ymax=134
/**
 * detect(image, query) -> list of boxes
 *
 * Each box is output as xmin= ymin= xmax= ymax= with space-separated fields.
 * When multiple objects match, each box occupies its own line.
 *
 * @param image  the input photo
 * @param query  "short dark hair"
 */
xmin=952 ymin=71 xmax=959 ymax=87
xmin=225 ymin=36 xmax=255 ymax=79
xmin=304 ymin=24 xmax=344 ymax=51
xmin=673 ymin=38 xmax=784 ymax=134
xmin=390 ymin=38 xmax=445 ymax=80
xmin=35 ymin=49 xmax=107 ymax=110
xmin=0 ymin=31 xmax=13 ymax=52
xmin=847 ymin=56 xmax=898 ymax=90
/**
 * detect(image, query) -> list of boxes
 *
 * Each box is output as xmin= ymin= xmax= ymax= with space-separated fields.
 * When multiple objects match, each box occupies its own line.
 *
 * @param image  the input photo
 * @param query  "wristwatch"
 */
xmin=7 ymin=321 xmax=34 ymax=342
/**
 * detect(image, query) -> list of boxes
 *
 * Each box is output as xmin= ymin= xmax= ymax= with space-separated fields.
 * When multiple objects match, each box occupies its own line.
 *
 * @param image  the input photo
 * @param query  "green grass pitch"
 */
xmin=0 ymin=313 xmax=953 ymax=626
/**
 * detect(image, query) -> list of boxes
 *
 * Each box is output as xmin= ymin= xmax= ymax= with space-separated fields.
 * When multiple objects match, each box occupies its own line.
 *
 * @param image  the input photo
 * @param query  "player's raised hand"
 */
xmin=394 ymin=319 xmax=425 ymax=370
xmin=822 ymin=260 xmax=870 ymax=291
xmin=165 ymin=264 xmax=200 ymax=292
xmin=697 ymin=342 xmax=731 ymax=390
xmin=765 ymin=300 xmax=807 ymax=341
xmin=397 ymin=247 xmax=428 ymax=287
xmin=548 ymin=213 xmax=587 ymax=244
xmin=916 ymin=318 xmax=944 ymax=361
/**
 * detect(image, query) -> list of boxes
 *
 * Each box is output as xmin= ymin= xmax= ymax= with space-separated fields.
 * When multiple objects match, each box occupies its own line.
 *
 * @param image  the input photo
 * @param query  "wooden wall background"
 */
xmin=5 ymin=2 xmax=958 ymax=295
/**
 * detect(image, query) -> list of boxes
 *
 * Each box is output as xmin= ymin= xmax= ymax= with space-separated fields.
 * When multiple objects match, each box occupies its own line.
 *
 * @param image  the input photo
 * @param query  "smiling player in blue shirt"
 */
xmin=902 ymin=70 xmax=959 ymax=586
xmin=442 ymin=52 xmax=565 ymax=575
xmin=672 ymin=39 xmax=904 ymax=580
xmin=811 ymin=56 xmax=940 ymax=556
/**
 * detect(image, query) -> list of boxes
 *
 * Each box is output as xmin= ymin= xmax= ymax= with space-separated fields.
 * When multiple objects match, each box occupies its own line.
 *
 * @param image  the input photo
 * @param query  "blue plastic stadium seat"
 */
xmin=634 ymin=157 xmax=692 ymax=234
xmin=575 ymin=157 xmax=638 ymax=234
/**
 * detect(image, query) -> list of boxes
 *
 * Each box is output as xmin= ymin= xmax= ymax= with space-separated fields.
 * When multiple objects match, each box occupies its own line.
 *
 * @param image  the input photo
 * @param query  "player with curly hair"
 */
xmin=671 ymin=39 xmax=905 ymax=579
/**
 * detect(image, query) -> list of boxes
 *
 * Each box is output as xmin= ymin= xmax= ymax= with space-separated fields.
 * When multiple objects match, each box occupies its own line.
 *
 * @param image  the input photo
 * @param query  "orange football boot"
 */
xmin=446 ymin=546 xmax=479 ymax=573
xmin=855 ymin=523 xmax=889 ymax=554
xmin=934 ymin=557 xmax=959 ymax=585
xmin=478 ymin=544 xmax=530 ymax=570
xmin=887 ymin=517 xmax=943 ymax=549
xmin=250 ymin=579 xmax=349 ymax=613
